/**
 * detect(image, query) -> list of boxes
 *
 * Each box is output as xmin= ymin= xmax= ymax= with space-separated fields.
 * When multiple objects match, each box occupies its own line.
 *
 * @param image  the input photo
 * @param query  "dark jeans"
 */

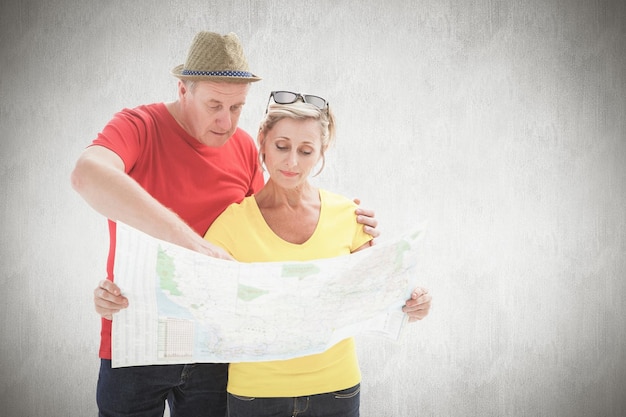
xmin=97 ymin=359 xmax=228 ymax=417
xmin=227 ymin=384 xmax=360 ymax=417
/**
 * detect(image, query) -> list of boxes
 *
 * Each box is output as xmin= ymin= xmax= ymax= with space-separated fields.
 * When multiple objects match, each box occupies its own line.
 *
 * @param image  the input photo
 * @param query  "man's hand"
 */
xmin=353 ymin=199 xmax=380 ymax=242
xmin=94 ymin=279 xmax=128 ymax=320
xmin=191 ymin=238 xmax=234 ymax=260
xmin=402 ymin=287 xmax=432 ymax=322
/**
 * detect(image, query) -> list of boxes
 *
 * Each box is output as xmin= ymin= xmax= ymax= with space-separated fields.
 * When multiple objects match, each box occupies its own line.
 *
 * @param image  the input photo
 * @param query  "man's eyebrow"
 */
xmin=207 ymin=99 xmax=246 ymax=106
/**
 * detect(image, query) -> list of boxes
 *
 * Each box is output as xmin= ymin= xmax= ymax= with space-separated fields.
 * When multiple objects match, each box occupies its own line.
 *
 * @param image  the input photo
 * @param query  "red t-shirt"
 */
xmin=91 ymin=102 xmax=264 ymax=359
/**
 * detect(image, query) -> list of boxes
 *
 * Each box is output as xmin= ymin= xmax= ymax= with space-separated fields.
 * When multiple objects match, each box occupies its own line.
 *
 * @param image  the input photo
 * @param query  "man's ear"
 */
xmin=177 ymin=80 xmax=188 ymax=100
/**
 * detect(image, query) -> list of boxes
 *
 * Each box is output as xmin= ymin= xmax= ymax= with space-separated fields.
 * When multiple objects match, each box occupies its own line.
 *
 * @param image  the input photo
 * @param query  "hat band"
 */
xmin=181 ymin=69 xmax=255 ymax=77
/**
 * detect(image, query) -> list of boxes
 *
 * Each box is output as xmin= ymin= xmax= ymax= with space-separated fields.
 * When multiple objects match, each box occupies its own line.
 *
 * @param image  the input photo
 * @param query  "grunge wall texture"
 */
xmin=1 ymin=1 xmax=625 ymax=416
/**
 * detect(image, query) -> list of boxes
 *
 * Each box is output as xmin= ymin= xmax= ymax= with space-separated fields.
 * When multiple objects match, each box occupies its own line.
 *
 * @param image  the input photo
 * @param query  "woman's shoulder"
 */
xmin=205 ymin=195 xmax=258 ymax=239
xmin=220 ymin=195 xmax=258 ymax=218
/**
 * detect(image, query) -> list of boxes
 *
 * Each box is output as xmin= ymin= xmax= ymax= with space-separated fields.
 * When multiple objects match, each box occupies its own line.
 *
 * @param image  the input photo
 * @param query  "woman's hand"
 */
xmin=402 ymin=287 xmax=432 ymax=322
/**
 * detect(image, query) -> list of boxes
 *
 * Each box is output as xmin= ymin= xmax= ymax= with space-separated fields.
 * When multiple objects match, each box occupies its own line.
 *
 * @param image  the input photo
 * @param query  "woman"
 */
xmin=204 ymin=90 xmax=430 ymax=417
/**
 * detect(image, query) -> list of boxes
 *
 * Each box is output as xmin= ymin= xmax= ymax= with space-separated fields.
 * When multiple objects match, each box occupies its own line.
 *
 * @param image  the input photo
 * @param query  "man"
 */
xmin=71 ymin=31 xmax=385 ymax=417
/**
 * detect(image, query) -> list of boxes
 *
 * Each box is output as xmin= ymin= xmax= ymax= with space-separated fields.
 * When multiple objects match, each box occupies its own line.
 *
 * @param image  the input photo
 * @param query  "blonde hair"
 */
xmin=258 ymin=101 xmax=335 ymax=175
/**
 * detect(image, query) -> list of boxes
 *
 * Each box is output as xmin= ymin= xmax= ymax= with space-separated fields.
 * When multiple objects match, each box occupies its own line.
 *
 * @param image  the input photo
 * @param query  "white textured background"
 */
xmin=1 ymin=1 xmax=625 ymax=416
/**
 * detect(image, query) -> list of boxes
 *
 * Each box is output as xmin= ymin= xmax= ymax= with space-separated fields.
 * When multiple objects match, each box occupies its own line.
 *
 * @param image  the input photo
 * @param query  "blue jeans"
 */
xmin=227 ymin=384 xmax=360 ymax=417
xmin=97 ymin=359 xmax=228 ymax=417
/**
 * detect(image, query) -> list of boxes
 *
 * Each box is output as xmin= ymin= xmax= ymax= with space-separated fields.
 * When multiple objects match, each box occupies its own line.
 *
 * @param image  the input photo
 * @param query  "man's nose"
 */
xmin=215 ymin=109 xmax=233 ymax=131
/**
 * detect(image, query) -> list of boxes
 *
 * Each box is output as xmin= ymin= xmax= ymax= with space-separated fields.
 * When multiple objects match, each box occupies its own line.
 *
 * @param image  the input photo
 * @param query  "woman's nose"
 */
xmin=286 ymin=150 xmax=298 ymax=167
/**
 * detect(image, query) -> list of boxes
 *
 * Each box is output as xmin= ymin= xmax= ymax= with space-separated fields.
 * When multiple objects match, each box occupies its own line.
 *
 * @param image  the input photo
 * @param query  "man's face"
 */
xmin=179 ymin=81 xmax=250 ymax=147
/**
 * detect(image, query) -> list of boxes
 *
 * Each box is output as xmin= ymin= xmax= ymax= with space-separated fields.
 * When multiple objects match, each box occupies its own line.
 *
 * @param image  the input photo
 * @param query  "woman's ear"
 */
xmin=257 ymin=131 xmax=265 ymax=149
xmin=257 ymin=132 xmax=266 ymax=167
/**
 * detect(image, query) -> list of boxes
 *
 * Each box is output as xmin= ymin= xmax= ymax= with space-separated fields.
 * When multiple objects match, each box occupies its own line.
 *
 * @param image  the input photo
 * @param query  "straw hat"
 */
xmin=171 ymin=31 xmax=261 ymax=83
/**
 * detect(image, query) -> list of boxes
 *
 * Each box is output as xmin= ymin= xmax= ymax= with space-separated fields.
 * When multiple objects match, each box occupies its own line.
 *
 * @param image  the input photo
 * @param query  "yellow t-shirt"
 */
xmin=204 ymin=188 xmax=372 ymax=397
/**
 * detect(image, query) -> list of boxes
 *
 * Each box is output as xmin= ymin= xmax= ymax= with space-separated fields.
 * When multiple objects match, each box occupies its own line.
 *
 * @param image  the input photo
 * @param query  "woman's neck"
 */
xmin=254 ymin=180 xmax=318 ymax=210
xmin=254 ymin=180 xmax=321 ymax=244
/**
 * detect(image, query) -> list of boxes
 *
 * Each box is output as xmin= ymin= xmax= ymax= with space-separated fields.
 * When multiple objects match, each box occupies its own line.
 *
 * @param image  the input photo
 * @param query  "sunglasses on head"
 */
xmin=266 ymin=91 xmax=328 ymax=113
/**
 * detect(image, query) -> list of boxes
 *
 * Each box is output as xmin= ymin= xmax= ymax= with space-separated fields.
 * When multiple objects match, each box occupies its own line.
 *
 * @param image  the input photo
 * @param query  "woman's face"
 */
xmin=261 ymin=117 xmax=323 ymax=189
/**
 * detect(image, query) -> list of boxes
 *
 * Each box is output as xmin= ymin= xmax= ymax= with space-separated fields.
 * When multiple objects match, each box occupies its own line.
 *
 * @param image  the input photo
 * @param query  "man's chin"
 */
xmin=199 ymin=133 xmax=231 ymax=147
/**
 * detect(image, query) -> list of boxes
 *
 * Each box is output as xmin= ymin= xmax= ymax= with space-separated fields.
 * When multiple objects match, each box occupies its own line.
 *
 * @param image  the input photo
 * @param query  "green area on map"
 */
xmin=238 ymin=284 xmax=270 ymax=302
xmin=281 ymin=263 xmax=320 ymax=279
xmin=157 ymin=246 xmax=182 ymax=296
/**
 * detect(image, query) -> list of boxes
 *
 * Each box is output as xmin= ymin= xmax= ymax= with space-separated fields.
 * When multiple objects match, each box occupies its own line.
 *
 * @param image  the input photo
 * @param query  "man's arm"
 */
xmin=72 ymin=145 xmax=233 ymax=319
xmin=70 ymin=145 xmax=230 ymax=258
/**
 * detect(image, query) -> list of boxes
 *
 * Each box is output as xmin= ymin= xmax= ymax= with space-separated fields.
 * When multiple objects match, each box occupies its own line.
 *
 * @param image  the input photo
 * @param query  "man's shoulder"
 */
xmin=105 ymin=103 xmax=170 ymax=134
xmin=116 ymin=102 xmax=164 ymax=119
